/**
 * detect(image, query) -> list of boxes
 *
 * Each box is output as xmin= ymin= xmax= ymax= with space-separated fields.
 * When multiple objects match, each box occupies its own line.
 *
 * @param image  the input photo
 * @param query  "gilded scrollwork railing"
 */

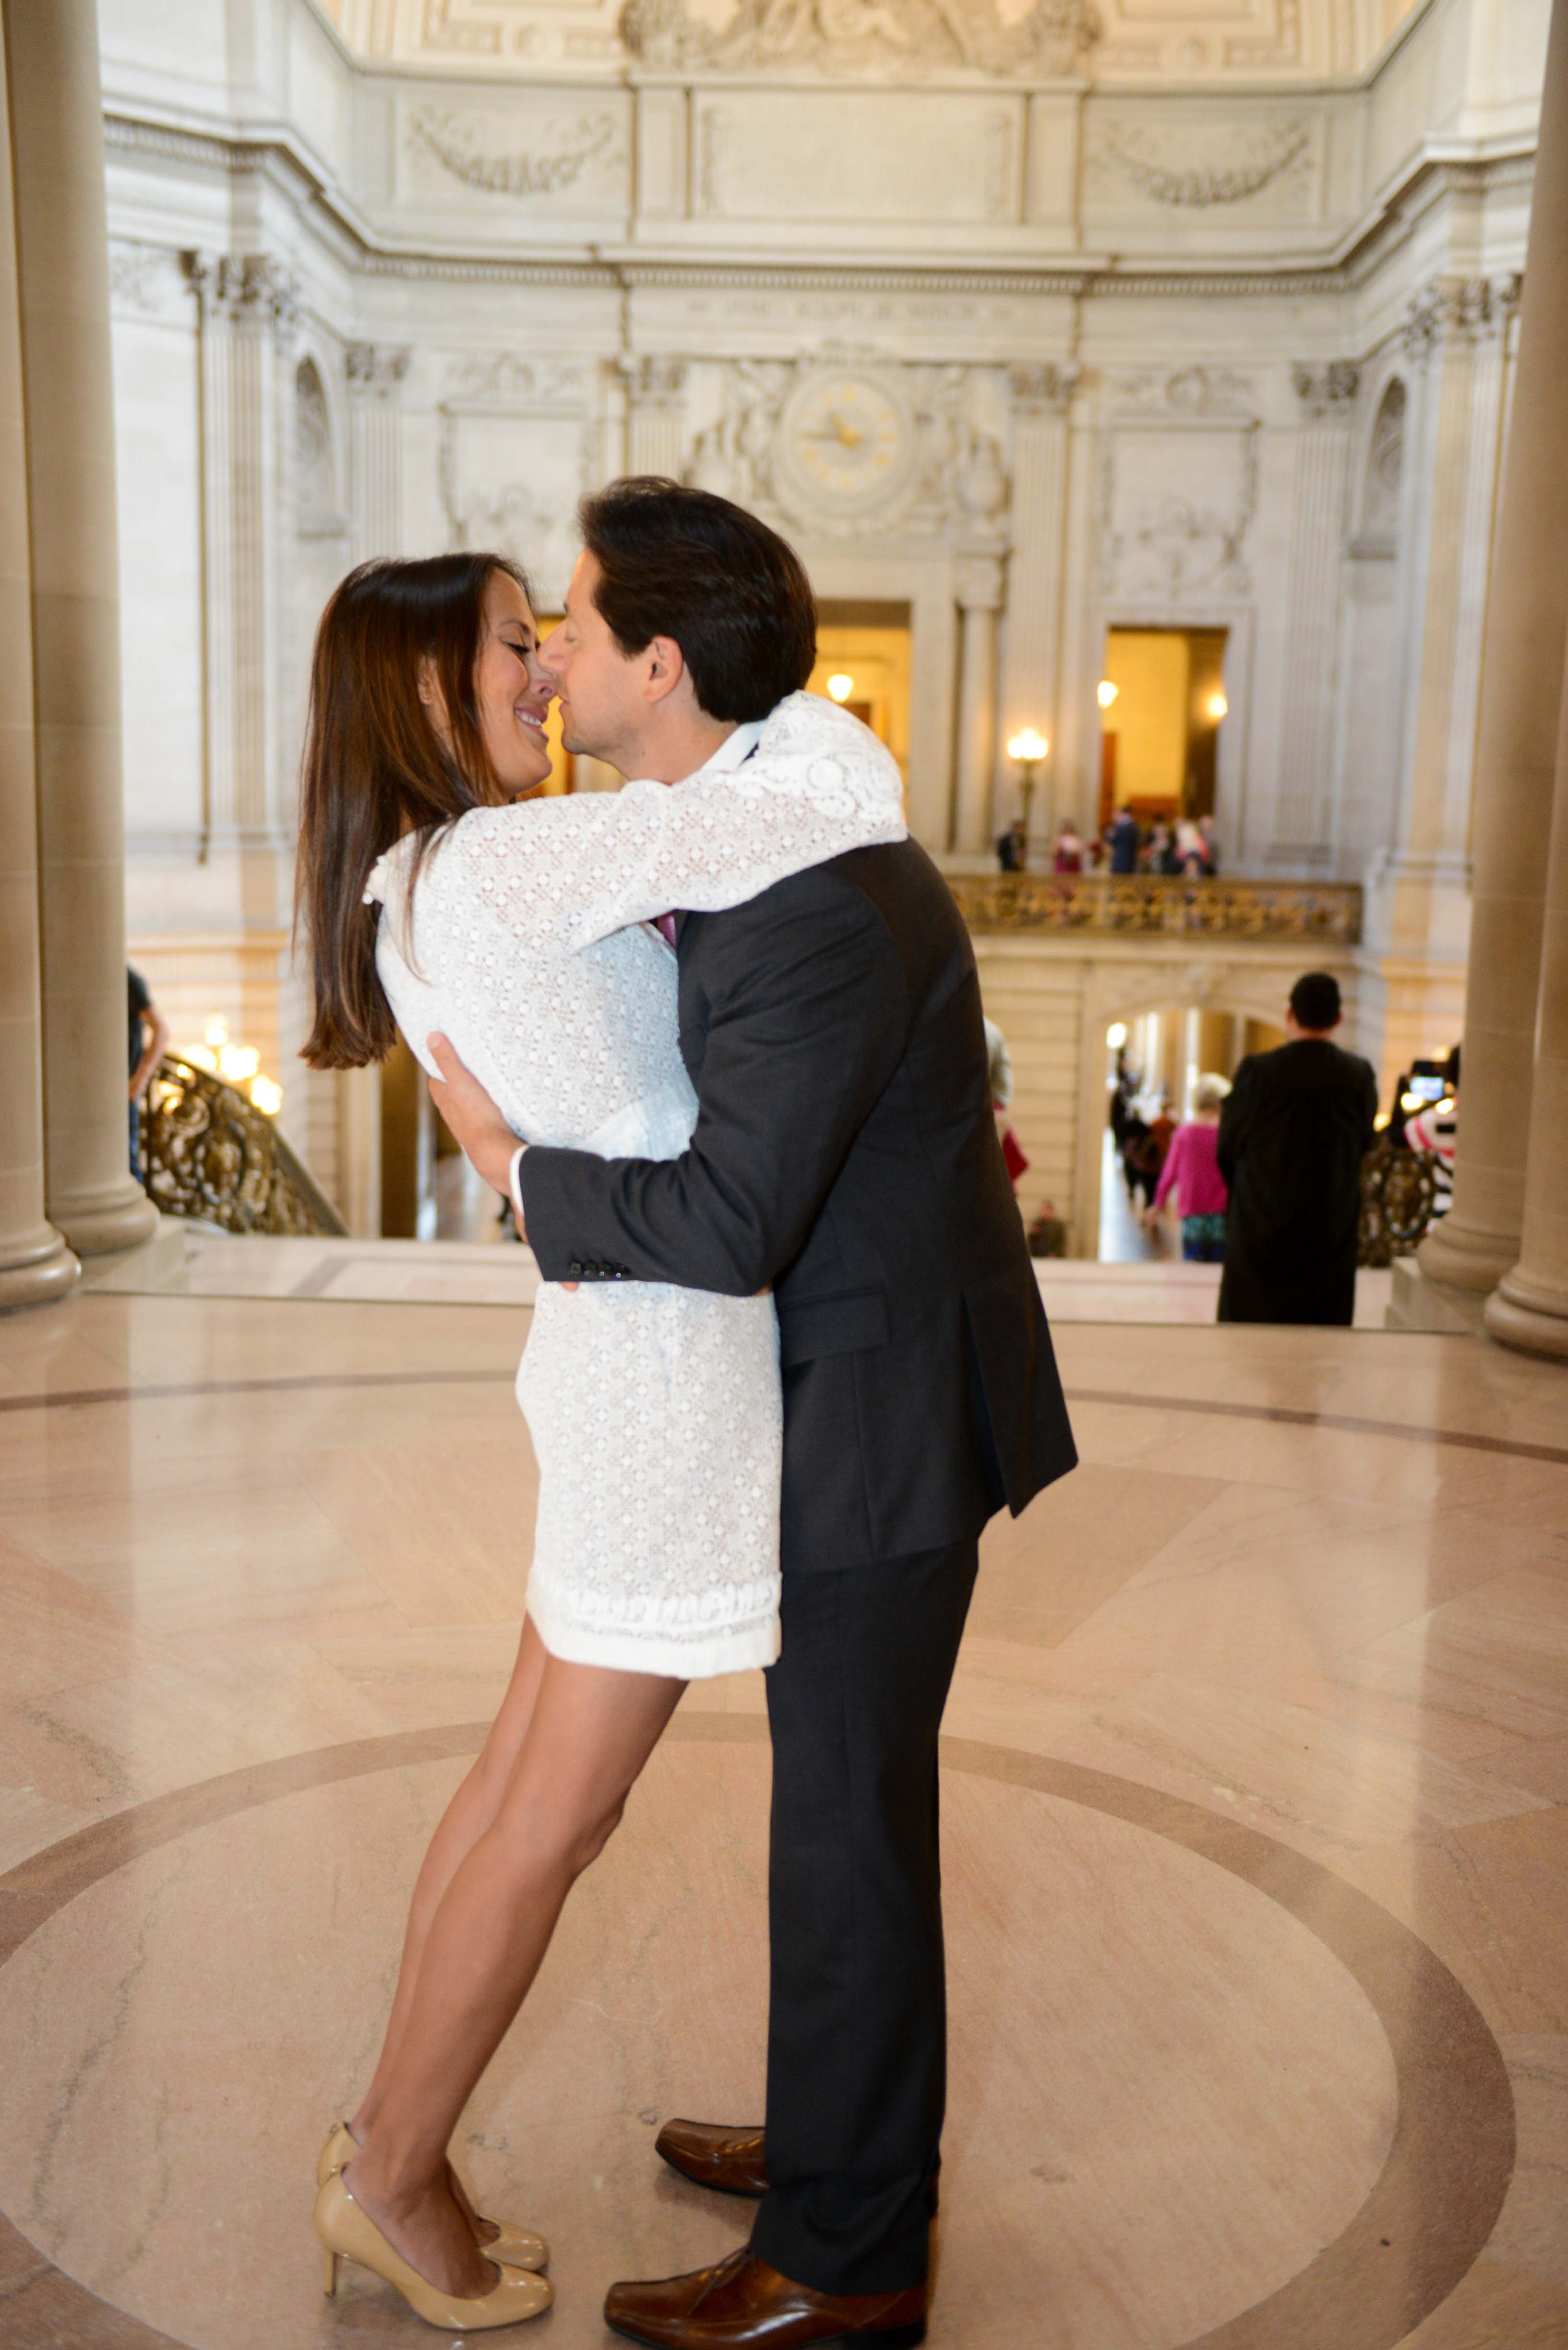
xmin=137 ymin=1055 xmax=348 ymax=1237
xmin=1358 ymin=1136 xmax=1439 ymax=1268
xmin=947 ymin=872 xmax=1363 ymax=944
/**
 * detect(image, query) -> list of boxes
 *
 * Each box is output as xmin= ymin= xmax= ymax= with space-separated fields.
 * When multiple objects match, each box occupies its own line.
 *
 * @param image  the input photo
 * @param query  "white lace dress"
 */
xmin=364 ymin=693 xmax=906 ymax=1678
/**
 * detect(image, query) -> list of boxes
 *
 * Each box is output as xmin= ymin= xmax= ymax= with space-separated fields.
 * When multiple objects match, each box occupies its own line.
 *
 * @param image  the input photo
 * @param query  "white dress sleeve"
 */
xmin=408 ymin=691 xmax=906 ymax=956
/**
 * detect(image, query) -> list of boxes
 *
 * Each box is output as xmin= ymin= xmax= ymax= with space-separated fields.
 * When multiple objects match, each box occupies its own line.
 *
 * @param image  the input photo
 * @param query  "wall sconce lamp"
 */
xmin=826 ymin=673 xmax=854 ymax=703
xmin=1097 ymin=679 xmax=1119 ymax=710
xmin=1205 ymin=688 xmax=1229 ymax=722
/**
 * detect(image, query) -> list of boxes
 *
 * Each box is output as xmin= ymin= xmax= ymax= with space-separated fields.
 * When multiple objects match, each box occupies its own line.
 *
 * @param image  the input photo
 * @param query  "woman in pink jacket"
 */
xmin=1146 ymin=1074 xmax=1230 ymax=1260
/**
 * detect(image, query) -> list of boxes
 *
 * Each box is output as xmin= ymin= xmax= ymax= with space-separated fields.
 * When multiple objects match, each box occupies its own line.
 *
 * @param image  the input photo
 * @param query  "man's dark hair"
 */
xmin=1290 ymin=971 xmax=1342 ymax=1031
xmin=577 ymin=477 xmax=816 ymax=722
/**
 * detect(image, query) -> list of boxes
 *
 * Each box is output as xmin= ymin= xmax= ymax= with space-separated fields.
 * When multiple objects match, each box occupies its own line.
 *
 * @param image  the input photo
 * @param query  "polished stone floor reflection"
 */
xmin=0 ymin=1292 xmax=1565 ymax=2348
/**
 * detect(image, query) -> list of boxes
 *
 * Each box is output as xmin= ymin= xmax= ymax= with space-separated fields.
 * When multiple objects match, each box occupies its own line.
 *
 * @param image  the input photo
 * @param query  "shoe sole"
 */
xmin=606 ymin=2320 xmax=925 ymax=2350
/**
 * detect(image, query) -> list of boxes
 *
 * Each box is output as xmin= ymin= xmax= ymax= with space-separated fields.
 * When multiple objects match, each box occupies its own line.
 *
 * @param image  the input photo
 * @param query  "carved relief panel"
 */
xmin=395 ymin=92 xmax=631 ymax=216
xmin=1098 ymin=368 xmax=1261 ymax=603
xmin=692 ymin=91 xmax=1027 ymax=227
xmin=437 ymin=355 xmax=596 ymax=607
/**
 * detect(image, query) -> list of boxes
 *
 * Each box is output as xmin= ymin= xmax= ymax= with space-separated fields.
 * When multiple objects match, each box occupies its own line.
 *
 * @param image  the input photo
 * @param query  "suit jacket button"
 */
xmin=567 ymin=1259 xmax=583 ymax=1276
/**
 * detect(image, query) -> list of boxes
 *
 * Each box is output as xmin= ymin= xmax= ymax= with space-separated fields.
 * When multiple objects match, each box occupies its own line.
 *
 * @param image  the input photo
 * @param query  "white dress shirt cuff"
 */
xmin=509 ymin=1144 xmax=528 ymax=1226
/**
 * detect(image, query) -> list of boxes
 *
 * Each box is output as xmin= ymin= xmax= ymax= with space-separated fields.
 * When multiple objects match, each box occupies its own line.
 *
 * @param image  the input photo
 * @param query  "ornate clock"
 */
xmin=777 ymin=371 xmax=913 ymax=513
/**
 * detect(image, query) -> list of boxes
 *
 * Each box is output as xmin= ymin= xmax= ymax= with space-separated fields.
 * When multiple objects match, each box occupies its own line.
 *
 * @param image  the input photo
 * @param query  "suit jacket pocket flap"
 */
xmin=778 ymin=1285 xmax=890 ymax=1368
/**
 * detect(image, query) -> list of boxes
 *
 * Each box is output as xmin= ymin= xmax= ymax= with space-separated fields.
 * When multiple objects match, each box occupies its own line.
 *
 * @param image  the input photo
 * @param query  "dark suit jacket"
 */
xmin=1216 ymin=1036 xmax=1379 ymax=1325
xmin=521 ymin=838 xmax=1077 ymax=1572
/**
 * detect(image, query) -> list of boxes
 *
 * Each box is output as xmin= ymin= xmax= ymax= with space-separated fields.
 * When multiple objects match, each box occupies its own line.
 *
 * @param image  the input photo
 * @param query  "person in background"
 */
xmin=1108 ymin=805 xmax=1140 ymax=874
xmin=985 ymin=1013 xmax=1029 ymax=1192
xmin=1404 ymin=1043 xmax=1460 ymax=1217
xmin=996 ymin=815 xmax=1027 ymax=873
xmin=1145 ymin=819 xmax=1181 ymax=875
xmin=1146 ymin=1074 xmax=1230 ymax=1261
xmin=127 ymin=966 xmax=168 ymax=1173
xmin=1217 ymin=971 xmax=1378 ymax=1325
xmin=1174 ymin=817 xmax=1208 ymax=876
xmin=1198 ymin=814 xmax=1220 ymax=874
xmin=1149 ymin=1094 xmax=1175 ymax=1169
xmin=1053 ymin=820 xmax=1084 ymax=874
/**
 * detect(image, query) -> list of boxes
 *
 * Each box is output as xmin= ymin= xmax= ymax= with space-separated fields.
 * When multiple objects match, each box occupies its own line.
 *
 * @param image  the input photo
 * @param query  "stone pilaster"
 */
xmin=998 ymin=362 xmax=1077 ymax=843
xmin=953 ymin=552 xmax=1005 ymax=856
xmin=625 ymin=357 xmax=687 ymax=480
xmin=0 ymin=22 xmax=77 ymax=1307
xmin=1420 ymin=0 xmax=1568 ymax=1297
xmin=3 ymin=0 xmax=156 ymax=1257
xmin=1271 ymin=362 xmax=1359 ymax=866
xmin=345 ymin=342 xmax=410 ymax=564
xmin=183 ymin=251 xmax=299 ymax=848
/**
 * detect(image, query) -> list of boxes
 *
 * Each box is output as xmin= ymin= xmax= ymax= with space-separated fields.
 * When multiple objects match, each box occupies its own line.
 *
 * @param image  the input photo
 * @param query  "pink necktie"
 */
xmin=653 ymin=912 xmax=678 ymax=950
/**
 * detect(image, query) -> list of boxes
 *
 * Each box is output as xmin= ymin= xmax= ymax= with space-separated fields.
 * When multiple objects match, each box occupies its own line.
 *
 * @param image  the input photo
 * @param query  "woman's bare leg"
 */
xmin=345 ymin=1649 xmax=685 ymax=2298
xmin=351 ymin=1618 xmax=550 ymax=2153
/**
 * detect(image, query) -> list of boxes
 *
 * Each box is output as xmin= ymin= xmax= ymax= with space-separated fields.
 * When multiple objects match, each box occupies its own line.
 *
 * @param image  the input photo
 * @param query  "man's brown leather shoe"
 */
xmin=656 ymin=2120 xmax=767 ymax=2198
xmin=604 ymin=2249 xmax=927 ymax=2348
xmin=655 ymin=2123 xmax=938 ymax=2217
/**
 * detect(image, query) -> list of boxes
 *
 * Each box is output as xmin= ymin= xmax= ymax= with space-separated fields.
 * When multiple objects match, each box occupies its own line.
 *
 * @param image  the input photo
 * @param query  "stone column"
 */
xmin=3 ymin=0 xmax=156 ymax=1256
xmin=183 ymin=252 xmax=299 ymax=851
xmin=953 ymin=553 xmax=1005 ymax=855
xmin=346 ymin=343 xmax=410 ymax=564
xmin=1420 ymin=0 xmax=1568 ymax=1295
xmin=626 ymin=358 xmax=687 ymax=479
xmin=0 ymin=26 xmax=77 ymax=1308
xmin=1486 ymin=637 xmax=1568 ymax=1357
xmin=998 ymin=364 xmax=1077 ymax=834
xmin=1272 ymin=363 xmax=1360 ymax=867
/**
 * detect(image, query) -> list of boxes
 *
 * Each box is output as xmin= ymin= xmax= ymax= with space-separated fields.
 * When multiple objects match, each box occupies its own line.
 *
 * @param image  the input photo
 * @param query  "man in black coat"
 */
xmin=1217 ymin=971 xmax=1379 ymax=1326
xmin=432 ymin=480 xmax=1076 ymax=2349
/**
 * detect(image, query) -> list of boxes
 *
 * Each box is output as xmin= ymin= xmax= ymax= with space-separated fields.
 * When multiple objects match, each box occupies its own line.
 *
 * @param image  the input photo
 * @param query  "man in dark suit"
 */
xmin=1217 ymin=971 xmax=1379 ymax=1326
xmin=432 ymin=480 xmax=1076 ymax=2349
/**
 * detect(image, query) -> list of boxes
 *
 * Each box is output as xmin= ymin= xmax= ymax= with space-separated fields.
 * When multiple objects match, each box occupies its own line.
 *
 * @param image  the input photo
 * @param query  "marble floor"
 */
xmin=0 ymin=1290 xmax=1565 ymax=2349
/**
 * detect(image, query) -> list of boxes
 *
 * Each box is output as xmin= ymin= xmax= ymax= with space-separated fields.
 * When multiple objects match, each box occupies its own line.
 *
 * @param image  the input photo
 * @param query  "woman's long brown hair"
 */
xmin=296 ymin=552 xmax=533 ymax=1068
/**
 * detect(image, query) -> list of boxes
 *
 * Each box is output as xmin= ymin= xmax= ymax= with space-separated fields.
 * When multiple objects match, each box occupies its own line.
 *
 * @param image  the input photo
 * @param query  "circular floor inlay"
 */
xmin=0 ymin=1735 xmax=1424 ymax=2350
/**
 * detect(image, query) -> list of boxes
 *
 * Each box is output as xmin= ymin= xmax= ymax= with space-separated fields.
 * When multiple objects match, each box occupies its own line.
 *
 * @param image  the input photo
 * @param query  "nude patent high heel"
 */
xmin=313 ymin=2170 xmax=551 ymax=2330
xmin=316 ymin=2121 xmax=549 ymax=2272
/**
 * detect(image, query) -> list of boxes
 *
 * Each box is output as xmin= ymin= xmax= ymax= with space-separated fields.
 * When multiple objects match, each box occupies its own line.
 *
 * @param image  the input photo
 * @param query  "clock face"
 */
xmin=778 ymin=372 xmax=911 ymax=511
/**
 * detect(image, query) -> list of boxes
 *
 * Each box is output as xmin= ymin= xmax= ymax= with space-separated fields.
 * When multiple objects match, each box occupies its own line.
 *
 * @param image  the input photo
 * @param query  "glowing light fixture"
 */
xmin=1107 ymin=1022 xmax=1129 ymax=1049
xmin=218 ymin=1043 xmax=260 ymax=1083
xmin=204 ymin=1016 xmax=229 ymax=1051
xmin=250 ymin=1076 xmax=284 ymax=1116
xmin=1007 ymin=727 xmax=1049 ymax=764
xmin=1205 ymin=689 xmax=1229 ymax=722
xmin=1400 ymin=1090 xmax=1426 ymax=1113
xmin=1097 ymin=679 xmax=1119 ymax=710
xmin=826 ymin=673 xmax=854 ymax=703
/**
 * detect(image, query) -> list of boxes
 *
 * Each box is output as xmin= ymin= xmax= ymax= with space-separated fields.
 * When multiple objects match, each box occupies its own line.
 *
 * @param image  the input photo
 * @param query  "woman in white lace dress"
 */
xmin=294 ymin=544 xmax=903 ymax=2327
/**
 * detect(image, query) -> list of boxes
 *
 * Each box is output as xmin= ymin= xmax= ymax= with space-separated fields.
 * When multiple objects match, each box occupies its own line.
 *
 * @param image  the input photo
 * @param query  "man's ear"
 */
xmin=642 ymin=634 xmax=689 ymax=709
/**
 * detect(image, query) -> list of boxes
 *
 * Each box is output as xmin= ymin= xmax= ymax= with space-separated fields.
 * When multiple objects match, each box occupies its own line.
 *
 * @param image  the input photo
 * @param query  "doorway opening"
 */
xmin=1098 ymin=627 xmax=1229 ymax=833
xmin=808 ymin=599 xmax=911 ymax=787
xmin=1099 ymin=1004 xmax=1284 ymax=1263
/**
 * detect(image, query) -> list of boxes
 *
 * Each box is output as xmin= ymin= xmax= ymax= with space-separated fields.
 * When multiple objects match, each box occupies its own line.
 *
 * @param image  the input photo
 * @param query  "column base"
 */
xmin=0 ymin=1229 xmax=81 ymax=1313
xmin=1416 ymin=1214 xmax=1520 ymax=1295
xmin=50 ymin=1182 xmax=160 ymax=1259
xmin=1484 ymin=1269 xmax=1568 ymax=1362
xmin=1386 ymin=1258 xmax=1489 ymax=1334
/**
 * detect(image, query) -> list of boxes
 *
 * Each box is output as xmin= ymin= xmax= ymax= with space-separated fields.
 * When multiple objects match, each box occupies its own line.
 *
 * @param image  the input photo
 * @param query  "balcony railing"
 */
xmin=137 ymin=1054 xmax=348 ymax=1237
xmin=948 ymin=872 xmax=1363 ymax=945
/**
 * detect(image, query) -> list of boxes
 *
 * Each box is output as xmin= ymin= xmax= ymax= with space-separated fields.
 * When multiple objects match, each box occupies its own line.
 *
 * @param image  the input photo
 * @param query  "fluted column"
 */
xmin=1272 ymin=363 xmax=1359 ymax=865
xmin=1486 ymin=637 xmax=1568 ymax=1356
xmin=0 ymin=24 xmax=77 ymax=1309
xmin=346 ymin=343 xmax=410 ymax=564
xmin=626 ymin=358 xmax=687 ymax=479
xmin=183 ymin=251 xmax=299 ymax=849
xmin=1420 ymin=0 xmax=1568 ymax=1295
xmin=998 ymin=364 xmax=1077 ymax=835
xmin=953 ymin=553 xmax=1005 ymax=855
xmin=3 ymin=0 xmax=156 ymax=1256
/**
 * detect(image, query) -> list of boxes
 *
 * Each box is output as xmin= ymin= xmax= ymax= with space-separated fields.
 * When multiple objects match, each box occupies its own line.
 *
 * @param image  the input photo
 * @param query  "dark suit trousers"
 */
xmin=748 ymin=1536 xmax=980 ymax=2297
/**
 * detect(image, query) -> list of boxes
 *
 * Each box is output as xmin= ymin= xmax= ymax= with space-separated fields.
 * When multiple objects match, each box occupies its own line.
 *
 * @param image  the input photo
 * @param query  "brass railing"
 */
xmin=948 ymin=872 xmax=1363 ymax=945
xmin=137 ymin=1055 xmax=348 ymax=1237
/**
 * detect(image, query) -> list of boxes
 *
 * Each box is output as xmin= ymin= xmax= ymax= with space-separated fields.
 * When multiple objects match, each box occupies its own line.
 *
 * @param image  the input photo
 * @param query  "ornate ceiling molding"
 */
xmin=1097 ymin=119 xmax=1312 ymax=209
xmin=406 ymin=106 xmax=620 ymax=196
xmin=619 ymin=0 xmax=1101 ymax=81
